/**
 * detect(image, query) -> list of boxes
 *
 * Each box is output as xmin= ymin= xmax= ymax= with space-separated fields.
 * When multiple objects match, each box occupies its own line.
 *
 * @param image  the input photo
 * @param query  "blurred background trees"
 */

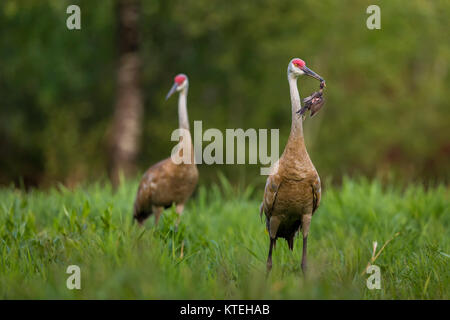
xmin=0 ymin=0 xmax=449 ymax=188
xmin=109 ymin=0 xmax=143 ymax=187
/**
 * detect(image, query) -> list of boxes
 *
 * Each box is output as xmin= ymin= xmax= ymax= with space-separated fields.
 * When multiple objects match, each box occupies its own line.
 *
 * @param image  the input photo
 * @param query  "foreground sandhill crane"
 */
xmin=133 ymin=74 xmax=198 ymax=227
xmin=261 ymin=58 xmax=324 ymax=274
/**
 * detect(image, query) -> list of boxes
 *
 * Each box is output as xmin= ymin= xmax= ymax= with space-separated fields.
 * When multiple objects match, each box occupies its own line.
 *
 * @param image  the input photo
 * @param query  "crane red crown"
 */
xmin=175 ymin=74 xmax=187 ymax=85
xmin=292 ymin=59 xmax=305 ymax=68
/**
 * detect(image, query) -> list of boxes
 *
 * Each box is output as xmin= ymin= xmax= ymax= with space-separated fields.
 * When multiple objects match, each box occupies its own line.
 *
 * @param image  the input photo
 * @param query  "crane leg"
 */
xmin=301 ymin=236 xmax=308 ymax=274
xmin=153 ymin=206 xmax=163 ymax=226
xmin=267 ymin=238 xmax=275 ymax=272
xmin=175 ymin=203 xmax=184 ymax=232
xmin=301 ymin=214 xmax=312 ymax=275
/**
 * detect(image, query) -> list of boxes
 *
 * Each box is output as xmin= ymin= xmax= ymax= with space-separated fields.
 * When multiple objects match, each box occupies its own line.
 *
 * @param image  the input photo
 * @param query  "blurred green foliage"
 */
xmin=0 ymin=0 xmax=449 ymax=187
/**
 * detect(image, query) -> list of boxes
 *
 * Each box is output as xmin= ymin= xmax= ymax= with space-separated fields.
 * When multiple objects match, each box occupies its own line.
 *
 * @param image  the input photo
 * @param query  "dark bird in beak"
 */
xmin=297 ymin=80 xmax=326 ymax=117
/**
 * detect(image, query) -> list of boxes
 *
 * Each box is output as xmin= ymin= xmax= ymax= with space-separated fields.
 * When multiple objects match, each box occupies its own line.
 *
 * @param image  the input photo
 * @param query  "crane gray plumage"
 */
xmin=133 ymin=74 xmax=198 ymax=227
xmin=261 ymin=58 xmax=325 ymax=274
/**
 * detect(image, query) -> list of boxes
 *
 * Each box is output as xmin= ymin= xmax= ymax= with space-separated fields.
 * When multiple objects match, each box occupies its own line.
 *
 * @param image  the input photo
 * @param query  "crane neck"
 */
xmin=288 ymin=75 xmax=304 ymax=139
xmin=178 ymin=88 xmax=190 ymax=131
xmin=177 ymin=87 xmax=195 ymax=164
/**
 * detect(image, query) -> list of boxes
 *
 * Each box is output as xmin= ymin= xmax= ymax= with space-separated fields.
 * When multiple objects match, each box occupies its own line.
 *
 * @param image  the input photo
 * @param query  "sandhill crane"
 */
xmin=260 ymin=58 xmax=324 ymax=274
xmin=133 ymin=74 xmax=198 ymax=227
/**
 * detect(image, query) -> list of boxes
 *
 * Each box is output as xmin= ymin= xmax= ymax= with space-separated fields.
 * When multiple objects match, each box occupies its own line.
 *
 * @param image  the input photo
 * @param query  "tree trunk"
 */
xmin=109 ymin=0 xmax=143 ymax=188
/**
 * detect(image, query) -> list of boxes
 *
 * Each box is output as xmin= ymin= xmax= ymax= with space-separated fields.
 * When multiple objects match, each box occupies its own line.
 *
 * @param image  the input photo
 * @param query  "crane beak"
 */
xmin=302 ymin=66 xmax=324 ymax=82
xmin=166 ymin=83 xmax=178 ymax=100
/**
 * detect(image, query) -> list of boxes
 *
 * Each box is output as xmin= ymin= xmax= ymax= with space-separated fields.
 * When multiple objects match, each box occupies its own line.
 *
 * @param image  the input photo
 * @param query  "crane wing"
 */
xmin=312 ymin=175 xmax=321 ymax=214
xmin=134 ymin=158 xmax=171 ymax=216
xmin=262 ymin=173 xmax=282 ymax=219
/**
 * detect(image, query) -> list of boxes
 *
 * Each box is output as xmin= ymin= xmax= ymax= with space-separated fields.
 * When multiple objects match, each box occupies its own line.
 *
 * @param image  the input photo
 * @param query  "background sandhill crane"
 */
xmin=261 ymin=58 xmax=324 ymax=274
xmin=133 ymin=74 xmax=198 ymax=227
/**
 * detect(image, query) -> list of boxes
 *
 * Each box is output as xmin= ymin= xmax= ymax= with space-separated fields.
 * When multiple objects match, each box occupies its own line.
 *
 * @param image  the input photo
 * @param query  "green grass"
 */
xmin=0 ymin=177 xmax=448 ymax=299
